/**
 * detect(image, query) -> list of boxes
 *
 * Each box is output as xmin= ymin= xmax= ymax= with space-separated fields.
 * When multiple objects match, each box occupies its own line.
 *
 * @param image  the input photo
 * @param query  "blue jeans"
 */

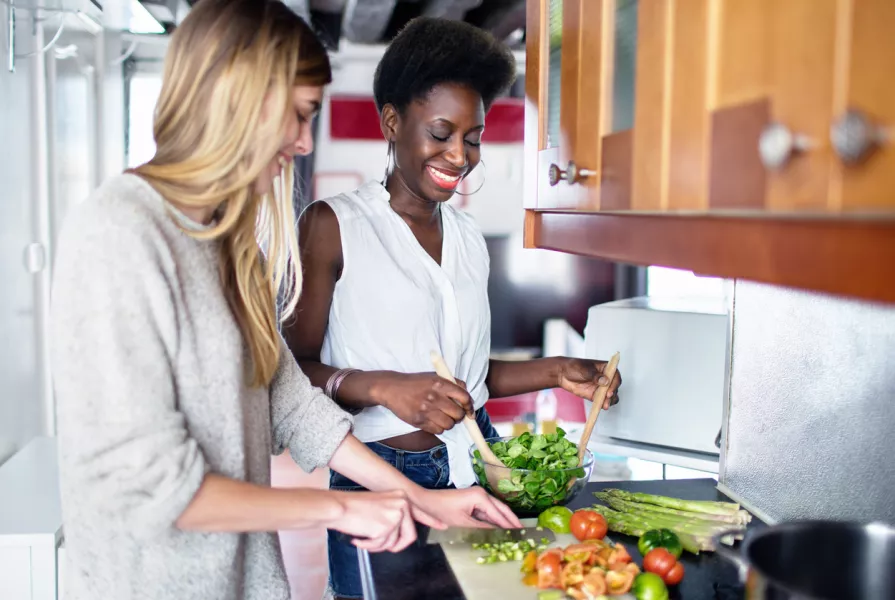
xmin=327 ymin=408 xmax=500 ymax=599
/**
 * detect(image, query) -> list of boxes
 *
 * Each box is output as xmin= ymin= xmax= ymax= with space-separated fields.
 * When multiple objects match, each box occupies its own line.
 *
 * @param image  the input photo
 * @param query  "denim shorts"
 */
xmin=327 ymin=408 xmax=500 ymax=599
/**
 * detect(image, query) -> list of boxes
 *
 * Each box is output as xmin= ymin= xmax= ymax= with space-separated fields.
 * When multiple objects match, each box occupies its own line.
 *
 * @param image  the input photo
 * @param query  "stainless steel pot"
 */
xmin=714 ymin=520 xmax=895 ymax=600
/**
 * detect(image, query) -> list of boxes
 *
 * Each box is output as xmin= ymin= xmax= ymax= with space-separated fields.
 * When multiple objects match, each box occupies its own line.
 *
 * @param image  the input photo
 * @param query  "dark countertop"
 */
xmin=363 ymin=478 xmax=752 ymax=600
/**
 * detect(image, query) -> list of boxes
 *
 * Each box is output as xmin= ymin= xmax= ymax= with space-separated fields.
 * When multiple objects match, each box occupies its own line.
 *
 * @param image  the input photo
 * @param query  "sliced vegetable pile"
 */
xmin=472 ymin=536 xmax=551 ymax=565
xmin=521 ymin=509 xmax=656 ymax=599
xmin=472 ymin=429 xmax=586 ymax=512
xmin=592 ymin=489 xmax=750 ymax=554
xmin=522 ymin=538 xmax=641 ymax=598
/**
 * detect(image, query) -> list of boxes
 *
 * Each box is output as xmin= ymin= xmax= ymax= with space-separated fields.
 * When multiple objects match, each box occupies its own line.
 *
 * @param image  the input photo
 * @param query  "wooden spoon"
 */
xmin=576 ymin=352 xmax=620 ymax=467
xmin=430 ymin=351 xmax=506 ymax=468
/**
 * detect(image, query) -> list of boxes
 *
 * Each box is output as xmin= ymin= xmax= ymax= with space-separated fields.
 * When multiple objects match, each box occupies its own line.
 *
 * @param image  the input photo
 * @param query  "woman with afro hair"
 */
xmin=284 ymin=17 xmax=622 ymax=599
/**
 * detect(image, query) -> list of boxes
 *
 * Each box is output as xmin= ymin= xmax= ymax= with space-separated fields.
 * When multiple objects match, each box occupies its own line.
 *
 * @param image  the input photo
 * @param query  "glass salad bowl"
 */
xmin=469 ymin=434 xmax=594 ymax=518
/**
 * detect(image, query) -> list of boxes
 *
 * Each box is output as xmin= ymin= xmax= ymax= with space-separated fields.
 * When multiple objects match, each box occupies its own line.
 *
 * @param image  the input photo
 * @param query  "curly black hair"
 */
xmin=373 ymin=17 xmax=517 ymax=114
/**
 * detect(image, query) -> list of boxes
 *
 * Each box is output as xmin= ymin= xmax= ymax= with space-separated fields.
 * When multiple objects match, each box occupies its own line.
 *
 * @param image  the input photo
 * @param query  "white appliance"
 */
xmin=584 ymin=296 xmax=729 ymax=456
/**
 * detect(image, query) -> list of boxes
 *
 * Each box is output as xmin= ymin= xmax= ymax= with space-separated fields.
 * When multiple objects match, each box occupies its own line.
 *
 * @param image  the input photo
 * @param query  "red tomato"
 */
xmin=570 ymin=510 xmax=609 ymax=541
xmin=536 ymin=550 xmax=563 ymax=589
xmin=608 ymin=543 xmax=634 ymax=569
xmin=563 ymin=544 xmax=596 ymax=564
xmin=605 ymin=569 xmax=636 ymax=595
xmin=643 ymin=548 xmax=685 ymax=586
xmin=561 ymin=560 xmax=586 ymax=587
xmin=665 ymin=561 xmax=685 ymax=585
xmin=581 ymin=569 xmax=608 ymax=596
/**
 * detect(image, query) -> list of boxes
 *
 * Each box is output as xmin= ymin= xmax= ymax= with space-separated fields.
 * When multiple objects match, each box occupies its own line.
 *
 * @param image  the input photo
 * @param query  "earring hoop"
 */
xmin=454 ymin=159 xmax=486 ymax=196
xmin=381 ymin=141 xmax=395 ymax=186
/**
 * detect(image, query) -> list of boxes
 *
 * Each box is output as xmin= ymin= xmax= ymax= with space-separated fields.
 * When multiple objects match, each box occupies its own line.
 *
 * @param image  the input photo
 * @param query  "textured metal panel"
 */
xmin=721 ymin=281 xmax=895 ymax=523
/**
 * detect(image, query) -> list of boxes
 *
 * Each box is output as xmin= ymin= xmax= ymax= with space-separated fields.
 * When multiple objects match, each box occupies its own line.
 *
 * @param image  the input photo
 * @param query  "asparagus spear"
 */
xmin=591 ymin=503 xmax=745 ymax=553
xmin=590 ymin=505 xmax=713 ymax=554
xmin=600 ymin=489 xmax=741 ymax=516
xmin=594 ymin=492 xmax=752 ymax=525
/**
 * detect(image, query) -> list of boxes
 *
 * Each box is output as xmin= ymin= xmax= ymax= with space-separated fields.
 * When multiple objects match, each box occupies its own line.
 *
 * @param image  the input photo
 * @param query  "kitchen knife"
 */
xmin=423 ymin=526 xmax=556 ymax=546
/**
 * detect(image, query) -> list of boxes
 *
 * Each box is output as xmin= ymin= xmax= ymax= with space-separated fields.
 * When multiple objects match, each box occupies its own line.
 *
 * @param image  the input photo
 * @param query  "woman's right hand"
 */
xmin=370 ymin=372 xmax=474 ymax=434
xmin=330 ymin=490 xmax=419 ymax=552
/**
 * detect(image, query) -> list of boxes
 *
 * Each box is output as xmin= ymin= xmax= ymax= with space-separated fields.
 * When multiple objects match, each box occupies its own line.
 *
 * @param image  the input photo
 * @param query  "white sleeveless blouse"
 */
xmin=319 ymin=180 xmax=492 ymax=487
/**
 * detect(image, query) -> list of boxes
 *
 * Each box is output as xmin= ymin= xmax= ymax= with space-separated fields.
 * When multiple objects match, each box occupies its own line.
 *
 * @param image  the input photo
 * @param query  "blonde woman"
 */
xmin=49 ymin=1 xmax=519 ymax=599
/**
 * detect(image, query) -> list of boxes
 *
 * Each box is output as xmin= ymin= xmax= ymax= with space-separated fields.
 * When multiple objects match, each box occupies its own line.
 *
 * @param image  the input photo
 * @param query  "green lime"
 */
xmin=537 ymin=506 xmax=573 ymax=534
xmin=631 ymin=572 xmax=669 ymax=600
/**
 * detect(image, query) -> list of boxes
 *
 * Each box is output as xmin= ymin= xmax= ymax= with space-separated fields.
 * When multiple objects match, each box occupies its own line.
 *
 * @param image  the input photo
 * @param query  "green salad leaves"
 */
xmin=472 ymin=429 xmax=587 ymax=513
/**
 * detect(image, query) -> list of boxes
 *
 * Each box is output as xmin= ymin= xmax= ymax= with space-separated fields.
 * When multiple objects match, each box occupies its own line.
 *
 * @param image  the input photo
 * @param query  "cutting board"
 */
xmin=440 ymin=519 xmax=636 ymax=600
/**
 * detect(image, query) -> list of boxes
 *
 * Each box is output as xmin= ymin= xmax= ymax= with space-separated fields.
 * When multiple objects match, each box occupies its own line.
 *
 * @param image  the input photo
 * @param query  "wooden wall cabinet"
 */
xmin=524 ymin=0 xmax=895 ymax=303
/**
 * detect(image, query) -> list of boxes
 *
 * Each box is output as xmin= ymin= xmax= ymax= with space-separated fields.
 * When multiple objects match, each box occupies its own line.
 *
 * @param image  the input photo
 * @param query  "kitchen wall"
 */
xmin=720 ymin=280 xmax=895 ymax=523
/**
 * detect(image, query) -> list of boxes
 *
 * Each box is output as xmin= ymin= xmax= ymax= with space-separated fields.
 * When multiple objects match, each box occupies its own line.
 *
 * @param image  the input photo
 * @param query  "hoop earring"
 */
xmin=454 ymin=159 xmax=486 ymax=196
xmin=381 ymin=141 xmax=395 ymax=186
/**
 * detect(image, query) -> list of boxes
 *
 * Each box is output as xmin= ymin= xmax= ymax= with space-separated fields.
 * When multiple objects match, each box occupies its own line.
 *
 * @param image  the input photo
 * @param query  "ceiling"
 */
xmin=139 ymin=0 xmax=527 ymax=49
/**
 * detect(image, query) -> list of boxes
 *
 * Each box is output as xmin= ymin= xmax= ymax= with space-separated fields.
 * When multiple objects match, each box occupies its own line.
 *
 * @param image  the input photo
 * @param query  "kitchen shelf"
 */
xmin=524 ymin=209 xmax=895 ymax=304
xmin=575 ymin=432 xmax=720 ymax=475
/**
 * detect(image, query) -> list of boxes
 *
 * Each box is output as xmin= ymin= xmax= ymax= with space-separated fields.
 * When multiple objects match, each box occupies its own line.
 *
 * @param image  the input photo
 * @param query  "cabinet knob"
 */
xmin=548 ymin=161 xmax=596 ymax=186
xmin=759 ymin=123 xmax=813 ymax=170
xmin=830 ymin=109 xmax=889 ymax=165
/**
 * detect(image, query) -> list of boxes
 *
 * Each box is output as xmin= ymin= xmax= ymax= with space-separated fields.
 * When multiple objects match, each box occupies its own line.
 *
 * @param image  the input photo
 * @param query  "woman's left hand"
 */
xmin=410 ymin=487 xmax=522 ymax=530
xmin=556 ymin=358 xmax=622 ymax=409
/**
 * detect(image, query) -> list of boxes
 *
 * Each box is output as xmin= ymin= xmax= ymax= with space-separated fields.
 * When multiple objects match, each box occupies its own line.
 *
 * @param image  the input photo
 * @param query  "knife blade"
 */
xmin=423 ymin=526 xmax=556 ymax=546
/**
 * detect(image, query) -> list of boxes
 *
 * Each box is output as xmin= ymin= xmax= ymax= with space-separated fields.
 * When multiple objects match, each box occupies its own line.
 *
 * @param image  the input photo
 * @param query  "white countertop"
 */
xmin=0 ymin=436 xmax=63 ymax=547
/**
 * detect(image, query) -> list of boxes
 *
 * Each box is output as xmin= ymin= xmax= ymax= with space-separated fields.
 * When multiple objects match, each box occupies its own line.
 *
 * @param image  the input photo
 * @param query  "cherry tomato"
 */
xmin=643 ymin=548 xmax=685 ymax=586
xmin=665 ymin=561 xmax=685 ymax=586
xmin=569 ymin=509 xmax=609 ymax=541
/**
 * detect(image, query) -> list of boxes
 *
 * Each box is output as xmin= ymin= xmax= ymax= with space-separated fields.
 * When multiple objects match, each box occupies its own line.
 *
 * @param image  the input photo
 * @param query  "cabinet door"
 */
xmin=526 ymin=0 xmax=610 ymax=210
xmin=598 ymin=0 xmax=638 ymax=211
xmin=629 ymin=0 xmax=712 ymax=211
xmin=704 ymin=0 xmax=895 ymax=213
xmin=831 ymin=0 xmax=895 ymax=211
xmin=705 ymin=0 xmax=895 ymax=213
xmin=0 ymin=547 xmax=32 ymax=600
xmin=702 ymin=0 xmax=839 ymax=211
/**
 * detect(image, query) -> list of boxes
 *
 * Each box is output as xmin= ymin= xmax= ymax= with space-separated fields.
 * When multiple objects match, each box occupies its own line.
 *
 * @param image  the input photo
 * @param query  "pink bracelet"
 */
xmin=325 ymin=368 xmax=360 ymax=401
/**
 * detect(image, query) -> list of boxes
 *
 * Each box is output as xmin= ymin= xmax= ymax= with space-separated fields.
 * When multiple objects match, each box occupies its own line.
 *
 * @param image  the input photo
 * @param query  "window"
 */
xmin=126 ymin=73 xmax=163 ymax=168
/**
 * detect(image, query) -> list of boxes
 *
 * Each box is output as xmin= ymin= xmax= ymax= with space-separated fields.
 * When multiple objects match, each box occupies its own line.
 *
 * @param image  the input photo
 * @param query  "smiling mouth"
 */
xmin=426 ymin=165 xmax=462 ymax=190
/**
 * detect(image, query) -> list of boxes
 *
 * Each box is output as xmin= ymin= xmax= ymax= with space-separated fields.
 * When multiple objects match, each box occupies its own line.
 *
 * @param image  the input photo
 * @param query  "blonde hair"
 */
xmin=136 ymin=0 xmax=331 ymax=387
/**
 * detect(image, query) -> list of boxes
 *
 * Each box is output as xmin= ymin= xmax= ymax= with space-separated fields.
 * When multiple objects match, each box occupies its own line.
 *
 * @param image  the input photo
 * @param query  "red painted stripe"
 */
xmin=329 ymin=95 xmax=524 ymax=143
xmin=486 ymin=389 xmax=587 ymax=424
